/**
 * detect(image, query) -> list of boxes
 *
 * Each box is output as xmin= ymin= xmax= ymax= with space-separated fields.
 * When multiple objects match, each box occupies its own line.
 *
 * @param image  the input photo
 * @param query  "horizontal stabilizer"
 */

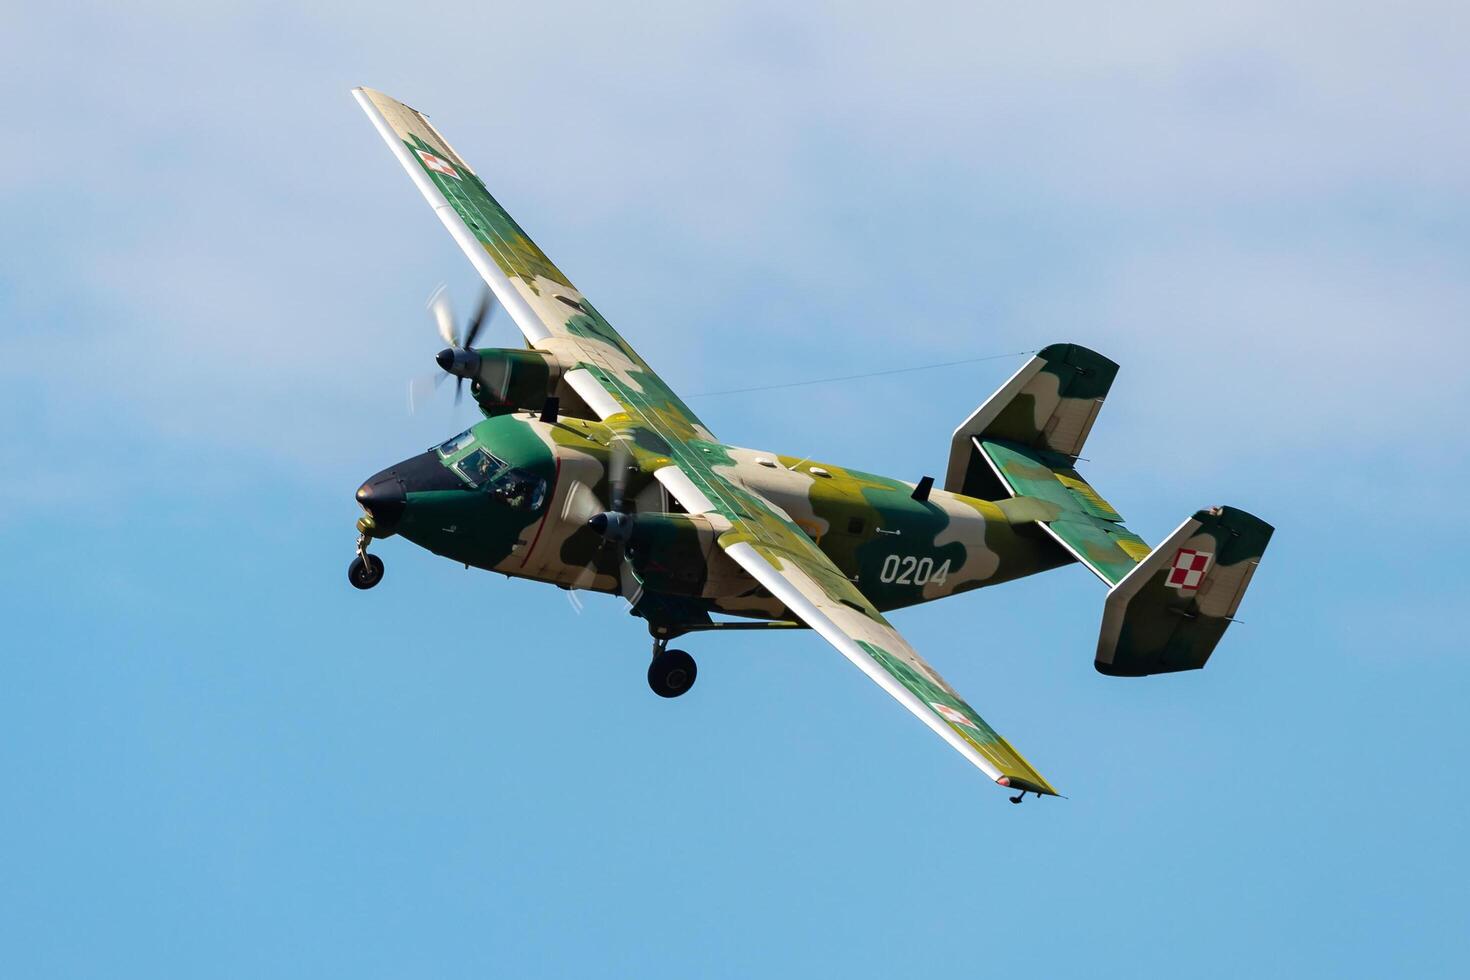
xmin=981 ymin=439 xmax=1151 ymax=585
xmin=1096 ymin=506 xmax=1273 ymax=677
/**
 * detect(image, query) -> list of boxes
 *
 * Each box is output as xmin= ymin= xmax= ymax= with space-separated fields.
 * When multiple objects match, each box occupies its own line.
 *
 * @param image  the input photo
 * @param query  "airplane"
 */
xmin=348 ymin=87 xmax=1273 ymax=803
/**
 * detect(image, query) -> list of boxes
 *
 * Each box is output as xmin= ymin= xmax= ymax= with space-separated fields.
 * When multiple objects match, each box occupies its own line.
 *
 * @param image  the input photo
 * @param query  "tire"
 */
xmin=348 ymin=554 xmax=385 ymax=590
xmin=648 ymin=648 xmax=697 ymax=698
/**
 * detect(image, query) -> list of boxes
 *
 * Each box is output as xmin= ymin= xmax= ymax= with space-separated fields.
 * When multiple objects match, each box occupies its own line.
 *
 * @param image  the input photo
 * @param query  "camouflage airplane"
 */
xmin=349 ymin=87 xmax=1273 ymax=802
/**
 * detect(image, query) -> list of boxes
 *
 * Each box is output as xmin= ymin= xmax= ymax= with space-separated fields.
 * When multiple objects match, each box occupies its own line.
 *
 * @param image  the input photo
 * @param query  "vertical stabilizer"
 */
xmin=945 ymin=343 xmax=1118 ymax=497
xmin=1096 ymin=507 xmax=1273 ymax=676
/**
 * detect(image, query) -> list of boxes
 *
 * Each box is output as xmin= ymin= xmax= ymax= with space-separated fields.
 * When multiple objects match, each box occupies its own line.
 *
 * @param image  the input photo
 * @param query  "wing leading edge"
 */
xmin=356 ymin=86 xmax=1057 ymax=796
xmin=352 ymin=86 xmax=714 ymax=445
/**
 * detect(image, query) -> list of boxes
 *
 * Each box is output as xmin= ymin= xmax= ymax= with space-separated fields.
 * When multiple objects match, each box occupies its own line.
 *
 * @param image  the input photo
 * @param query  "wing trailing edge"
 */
xmin=720 ymin=539 xmax=1056 ymax=796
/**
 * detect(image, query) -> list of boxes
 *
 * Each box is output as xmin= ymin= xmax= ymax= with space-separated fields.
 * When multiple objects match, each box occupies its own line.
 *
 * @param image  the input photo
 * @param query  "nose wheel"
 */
xmin=648 ymin=642 xmax=697 ymax=698
xmin=348 ymin=533 xmax=385 ymax=590
xmin=349 ymin=553 xmax=384 ymax=589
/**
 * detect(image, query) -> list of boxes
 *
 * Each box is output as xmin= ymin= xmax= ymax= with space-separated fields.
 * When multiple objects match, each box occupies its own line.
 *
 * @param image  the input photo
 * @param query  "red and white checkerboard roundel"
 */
xmin=931 ymin=702 xmax=978 ymax=729
xmin=1165 ymin=548 xmax=1213 ymax=592
xmin=414 ymin=148 xmax=461 ymax=180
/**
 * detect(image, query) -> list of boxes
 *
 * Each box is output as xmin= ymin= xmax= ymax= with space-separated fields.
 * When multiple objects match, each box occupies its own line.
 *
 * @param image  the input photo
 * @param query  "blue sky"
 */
xmin=2 ymin=2 xmax=1467 ymax=976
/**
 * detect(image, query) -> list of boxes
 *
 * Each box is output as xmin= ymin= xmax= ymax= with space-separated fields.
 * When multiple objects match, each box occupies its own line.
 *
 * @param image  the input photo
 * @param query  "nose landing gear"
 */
xmin=348 ymin=529 xmax=385 ymax=590
xmin=648 ymin=640 xmax=697 ymax=698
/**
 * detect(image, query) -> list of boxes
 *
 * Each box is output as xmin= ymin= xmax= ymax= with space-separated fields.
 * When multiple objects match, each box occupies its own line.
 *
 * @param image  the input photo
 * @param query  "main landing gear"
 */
xmin=348 ymin=531 xmax=385 ymax=590
xmin=647 ymin=640 xmax=697 ymax=698
xmin=638 ymin=615 xmax=807 ymax=699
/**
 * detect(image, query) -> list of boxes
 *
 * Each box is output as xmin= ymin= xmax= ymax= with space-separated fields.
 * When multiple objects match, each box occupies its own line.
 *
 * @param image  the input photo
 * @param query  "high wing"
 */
xmin=353 ymin=87 xmax=714 ymax=447
xmin=355 ymin=87 xmax=1057 ymax=796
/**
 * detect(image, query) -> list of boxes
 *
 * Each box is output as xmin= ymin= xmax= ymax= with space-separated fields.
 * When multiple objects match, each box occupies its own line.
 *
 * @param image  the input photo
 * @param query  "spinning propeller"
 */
xmin=410 ymin=285 xmax=496 ymax=412
xmin=566 ymin=435 xmax=644 ymax=607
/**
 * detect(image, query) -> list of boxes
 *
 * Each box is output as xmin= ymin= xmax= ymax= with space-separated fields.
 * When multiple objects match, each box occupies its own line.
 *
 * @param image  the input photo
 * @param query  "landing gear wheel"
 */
xmin=648 ymin=648 xmax=697 ymax=698
xmin=348 ymin=554 xmax=385 ymax=590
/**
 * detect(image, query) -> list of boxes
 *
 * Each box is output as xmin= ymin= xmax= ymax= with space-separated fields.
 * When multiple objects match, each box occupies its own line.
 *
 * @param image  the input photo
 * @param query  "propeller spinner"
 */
xmin=429 ymin=285 xmax=495 ymax=404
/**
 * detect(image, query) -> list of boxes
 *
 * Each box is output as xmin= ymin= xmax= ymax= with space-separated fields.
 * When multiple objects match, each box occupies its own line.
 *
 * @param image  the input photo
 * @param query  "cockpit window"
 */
xmin=455 ymin=448 xmax=511 ymax=486
xmin=435 ymin=429 xmax=477 ymax=458
xmin=490 ymin=469 xmax=548 ymax=511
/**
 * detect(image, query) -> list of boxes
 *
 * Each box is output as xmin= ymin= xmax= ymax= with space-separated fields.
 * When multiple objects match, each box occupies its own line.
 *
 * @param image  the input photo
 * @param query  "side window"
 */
xmin=491 ymin=470 xmax=547 ymax=511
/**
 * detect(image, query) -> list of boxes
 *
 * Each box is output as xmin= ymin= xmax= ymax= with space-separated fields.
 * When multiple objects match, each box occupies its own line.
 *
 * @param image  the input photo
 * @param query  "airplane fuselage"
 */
xmin=358 ymin=412 xmax=1073 ymax=623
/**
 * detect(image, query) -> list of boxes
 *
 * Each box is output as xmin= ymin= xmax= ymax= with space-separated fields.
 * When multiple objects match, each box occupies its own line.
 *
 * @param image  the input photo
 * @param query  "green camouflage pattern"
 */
xmin=354 ymin=87 xmax=1273 ymax=798
xmin=943 ymin=343 xmax=1152 ymax=586
xmin=947 ymin=343 xmax=1117 ymax=498
xmin=982 ymin=440 xmax=1151 ymax=585
xmin=1096 ymin=507 xmax=1274 ymax=676
xmin=949 ymin=343 xmax=1118 ymax=473
xmin=397 ymin=415 xmax=1073 ymax=618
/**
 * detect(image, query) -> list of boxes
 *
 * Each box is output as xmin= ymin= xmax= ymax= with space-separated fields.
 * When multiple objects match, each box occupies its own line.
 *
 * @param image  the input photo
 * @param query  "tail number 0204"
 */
xmin=879 ymin=554 xmax=950 ymax=586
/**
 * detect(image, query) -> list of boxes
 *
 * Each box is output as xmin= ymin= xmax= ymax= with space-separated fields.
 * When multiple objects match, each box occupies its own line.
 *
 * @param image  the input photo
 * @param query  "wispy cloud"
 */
xmin=1 ymin=1 xmax=1465 ymax=500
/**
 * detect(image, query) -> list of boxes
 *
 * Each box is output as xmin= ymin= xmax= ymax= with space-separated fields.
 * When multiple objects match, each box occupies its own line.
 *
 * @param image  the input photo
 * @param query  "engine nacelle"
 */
xmin=622 ymin=513 xmax=751 ymax=598
xmin=444 ymin=347 xmax=596 ymax=419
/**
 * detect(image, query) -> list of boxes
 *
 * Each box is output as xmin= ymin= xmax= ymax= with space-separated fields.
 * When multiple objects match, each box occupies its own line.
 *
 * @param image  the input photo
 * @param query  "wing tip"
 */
xmin=997 ymin=775 xmax=1061 ymax=798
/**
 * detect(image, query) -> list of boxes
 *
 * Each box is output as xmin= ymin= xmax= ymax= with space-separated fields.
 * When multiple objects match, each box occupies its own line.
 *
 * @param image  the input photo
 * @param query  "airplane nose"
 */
xmin=355 ymin=451 xmax=467 ymax=534
xmin=356 ymin=474 xmax=407 ymax=532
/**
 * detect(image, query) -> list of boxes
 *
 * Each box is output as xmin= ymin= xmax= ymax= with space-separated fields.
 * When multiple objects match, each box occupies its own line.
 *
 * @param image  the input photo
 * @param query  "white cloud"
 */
xmin=1 ymin=0 xmax=1465 ymax=495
